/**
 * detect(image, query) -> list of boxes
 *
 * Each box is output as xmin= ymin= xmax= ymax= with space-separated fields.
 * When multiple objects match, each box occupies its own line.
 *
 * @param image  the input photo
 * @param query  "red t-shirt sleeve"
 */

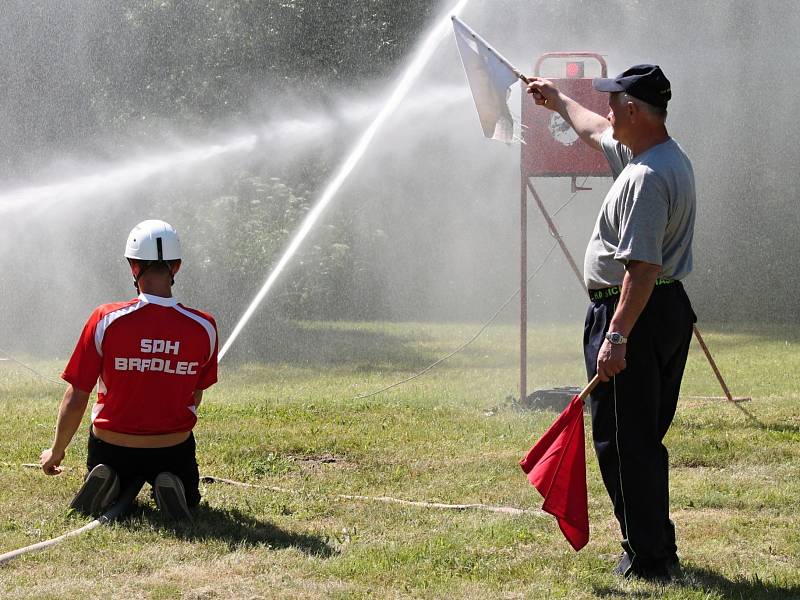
xmin=195 ymin=317 xmax=218 ymax=390
xmin=61 ymin=307 xmax=104 ymax=392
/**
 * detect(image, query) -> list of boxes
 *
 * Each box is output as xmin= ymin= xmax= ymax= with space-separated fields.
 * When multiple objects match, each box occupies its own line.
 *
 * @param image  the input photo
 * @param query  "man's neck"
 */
xmin=138 ymin=282 xmax=173 ymax=298
xmin=627 ymin=127 xmax=670 ymax=157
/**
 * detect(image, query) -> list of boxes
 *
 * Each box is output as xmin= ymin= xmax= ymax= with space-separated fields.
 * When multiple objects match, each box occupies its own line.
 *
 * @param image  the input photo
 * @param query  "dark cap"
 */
xmin=592 ymin=64 xmax=671 ymax=109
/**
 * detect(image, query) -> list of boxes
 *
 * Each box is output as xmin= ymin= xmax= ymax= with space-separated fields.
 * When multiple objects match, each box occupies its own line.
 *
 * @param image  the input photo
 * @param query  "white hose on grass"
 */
xmin=0 ymin=480 xmax=143 ymax=567
xmin=201 ymin=475 xmax=542 ymax=516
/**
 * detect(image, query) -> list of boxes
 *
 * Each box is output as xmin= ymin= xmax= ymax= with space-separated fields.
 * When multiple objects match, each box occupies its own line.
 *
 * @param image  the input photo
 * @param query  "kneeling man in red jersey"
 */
xmin=40 ymin=220 xmax=218 ymax=520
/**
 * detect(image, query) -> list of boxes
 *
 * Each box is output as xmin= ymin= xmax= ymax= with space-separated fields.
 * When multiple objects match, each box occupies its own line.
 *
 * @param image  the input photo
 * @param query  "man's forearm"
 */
xmin=527 ymin=77 xmax=609 ymax=150
xmin=557 ymin=94 xmax=610 ymax=151
xmin=609 ymin=261 xmax=662 ymax=336
xmin=51 ymin=386 xmax=90 ymax=454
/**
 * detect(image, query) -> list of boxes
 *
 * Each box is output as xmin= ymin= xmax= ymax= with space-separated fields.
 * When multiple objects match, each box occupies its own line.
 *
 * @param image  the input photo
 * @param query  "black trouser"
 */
xmin=87 ymin=428 xmax=201 ymax=507
xmin=583 ymin=281 xmax=695 ymax=569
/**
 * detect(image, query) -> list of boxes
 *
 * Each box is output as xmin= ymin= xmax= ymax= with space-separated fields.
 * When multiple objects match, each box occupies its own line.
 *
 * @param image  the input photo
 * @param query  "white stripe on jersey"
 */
xmin=94 ymin=301 xmax=146 ymax=356
xmin=94 ymin=294 xmax=215 ymax=361
xmin=91 ymin=402 xmax=105 ymax=423
xmin=174 ymin=305 xmax=217 ymax=359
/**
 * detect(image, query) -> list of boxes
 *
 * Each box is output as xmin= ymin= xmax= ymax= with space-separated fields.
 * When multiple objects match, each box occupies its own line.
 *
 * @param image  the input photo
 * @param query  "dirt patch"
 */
xmin=288 ymin=453 xmax=355 ymax=470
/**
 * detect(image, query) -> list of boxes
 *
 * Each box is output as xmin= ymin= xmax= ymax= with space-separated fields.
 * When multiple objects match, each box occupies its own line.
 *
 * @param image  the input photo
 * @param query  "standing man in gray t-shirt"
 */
xmin=527 ymin=65 xmax=696 ymax=582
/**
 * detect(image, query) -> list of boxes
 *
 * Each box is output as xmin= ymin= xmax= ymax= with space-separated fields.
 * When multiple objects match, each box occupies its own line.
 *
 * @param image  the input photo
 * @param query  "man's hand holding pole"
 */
xmin=526 ymin=77 xmax=609 ymax=151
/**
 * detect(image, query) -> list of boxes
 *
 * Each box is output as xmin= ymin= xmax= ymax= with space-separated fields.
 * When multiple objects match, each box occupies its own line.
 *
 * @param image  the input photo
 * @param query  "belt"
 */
xmin=589 ymin=278 xmax=676 ymax=301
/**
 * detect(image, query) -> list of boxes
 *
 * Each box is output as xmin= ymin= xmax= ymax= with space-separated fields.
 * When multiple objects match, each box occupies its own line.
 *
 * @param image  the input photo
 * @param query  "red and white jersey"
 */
xmin=62 ymin=293 xmax=218 ymax=435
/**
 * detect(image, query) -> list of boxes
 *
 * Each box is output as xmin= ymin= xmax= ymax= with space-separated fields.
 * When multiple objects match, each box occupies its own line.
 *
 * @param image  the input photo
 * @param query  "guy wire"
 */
xmin=0 ymin=182 xmax=588 ymax=397
xmin=0 ymin=347 xmax=64 ymax=387
xmin=356 ymin=240 xmax=560 ymax=400
xmin=356 ymin=177 xmax=588 ymax=400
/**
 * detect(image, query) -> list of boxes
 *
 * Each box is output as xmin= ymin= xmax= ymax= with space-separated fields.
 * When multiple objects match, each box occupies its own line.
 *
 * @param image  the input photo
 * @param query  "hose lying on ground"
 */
xmin=1 ymin=468 xmax=537 ymax=568
xmin=0 ymin=479 xmax=144 ymax=566
xmin=200 ymin=475 xmax=541 ymax=516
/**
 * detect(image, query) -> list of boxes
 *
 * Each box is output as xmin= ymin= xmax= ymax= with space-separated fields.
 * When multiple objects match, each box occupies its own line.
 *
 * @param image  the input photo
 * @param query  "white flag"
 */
xmin=452 ymin=16 xmax=520 ymax=143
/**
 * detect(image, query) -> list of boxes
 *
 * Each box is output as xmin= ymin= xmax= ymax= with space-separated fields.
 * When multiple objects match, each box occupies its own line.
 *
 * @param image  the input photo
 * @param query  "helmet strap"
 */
xmin=128 ymin=258 xmax=175 ymax=290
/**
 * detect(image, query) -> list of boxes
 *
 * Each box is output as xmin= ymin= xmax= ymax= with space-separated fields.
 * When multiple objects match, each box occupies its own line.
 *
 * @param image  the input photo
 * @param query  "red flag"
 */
xmin=520 ymin=393 xmax=589 ymax=551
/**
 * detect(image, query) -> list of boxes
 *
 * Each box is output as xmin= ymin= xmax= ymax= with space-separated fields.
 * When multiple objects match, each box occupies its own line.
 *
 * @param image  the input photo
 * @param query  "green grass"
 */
xmin=1 ymin=321 xmax=799 ymax=599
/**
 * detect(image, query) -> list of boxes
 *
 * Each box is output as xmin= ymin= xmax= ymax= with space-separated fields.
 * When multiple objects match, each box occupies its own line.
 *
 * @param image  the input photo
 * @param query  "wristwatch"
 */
xmin=605 ymin=332 xmax=628 ymax=345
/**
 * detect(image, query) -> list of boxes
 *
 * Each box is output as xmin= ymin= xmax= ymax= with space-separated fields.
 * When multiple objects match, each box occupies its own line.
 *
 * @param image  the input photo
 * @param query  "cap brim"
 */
xmin=592 ymin=77 xmax=624 ymax=92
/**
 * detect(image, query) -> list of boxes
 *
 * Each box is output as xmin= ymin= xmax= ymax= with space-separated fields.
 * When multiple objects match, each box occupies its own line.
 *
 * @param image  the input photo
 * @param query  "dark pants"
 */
xmin=584 ymin=281 xmax=695 ymax=570
xmin=87 ymin=429 xmax=201 ymax=507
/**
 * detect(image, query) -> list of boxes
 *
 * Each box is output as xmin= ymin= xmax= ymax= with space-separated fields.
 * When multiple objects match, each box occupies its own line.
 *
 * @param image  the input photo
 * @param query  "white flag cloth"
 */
xmin=452 ymin=16 xmax=520 ymax=143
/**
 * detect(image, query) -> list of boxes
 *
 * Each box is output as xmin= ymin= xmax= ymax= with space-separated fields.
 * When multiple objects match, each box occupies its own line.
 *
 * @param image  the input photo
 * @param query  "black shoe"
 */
xmin=630 ymin=556 xmax=682 ymax=583
xmin=665 ymin=555 xmax=683 ymax=580
xmin=153 ymin=472 xmax=193 ymax=521
xmin=613 ymin=551 xmax=633 ymax=577
xmin=614 ymin=551 xmax=681 ymax=582
xmin=70 ymin=464 xmax=120 ymax=516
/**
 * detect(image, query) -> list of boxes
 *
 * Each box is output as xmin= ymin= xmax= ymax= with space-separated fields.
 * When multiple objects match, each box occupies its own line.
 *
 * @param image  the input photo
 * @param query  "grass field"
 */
xmin=1 ymin=321 xmax=799 ymax=599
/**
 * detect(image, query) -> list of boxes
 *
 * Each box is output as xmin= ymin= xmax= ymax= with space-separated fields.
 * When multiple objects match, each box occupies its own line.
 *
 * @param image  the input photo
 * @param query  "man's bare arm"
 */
xmin=596 ymin=260 xmax=662 ymax=381
xmin=527 ymin=77 xmax=610 ymax=151
xmin=40 ymin=385 xmax=91 ymax=475
xmin=609 ymin=261 xmax=662 ymax=335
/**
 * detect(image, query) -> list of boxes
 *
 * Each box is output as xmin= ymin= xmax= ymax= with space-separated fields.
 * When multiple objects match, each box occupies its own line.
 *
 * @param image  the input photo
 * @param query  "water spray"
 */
xmin=0 ymin=84 xmax=466 ymax=218
xmin=0 ymin=135 xmax=257 ymax=216
xmin=218 ymin=0 xmax=471 ymax=361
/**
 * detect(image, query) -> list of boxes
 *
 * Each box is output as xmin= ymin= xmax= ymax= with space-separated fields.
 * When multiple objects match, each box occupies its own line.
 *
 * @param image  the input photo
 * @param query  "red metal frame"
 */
xmin=519 ymin=52 xmax=609 ymax=402
xmin=533 ymin=52 xmax=607 ymax=77
xmin=522 ymin=53 xmax=610 ymax=178
xmin=518 ymin=53 xmax=745 ymax=404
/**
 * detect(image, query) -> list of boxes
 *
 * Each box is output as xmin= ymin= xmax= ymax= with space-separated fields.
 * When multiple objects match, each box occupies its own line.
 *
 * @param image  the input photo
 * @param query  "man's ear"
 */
xmin=127 ymin=258 xmax=141 ymax=278
xmin=170 ymin=260 xmax=182 ymax=276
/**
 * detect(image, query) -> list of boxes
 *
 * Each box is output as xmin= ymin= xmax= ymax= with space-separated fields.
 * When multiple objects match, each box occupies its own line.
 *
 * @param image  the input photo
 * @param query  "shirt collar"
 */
xmin=138 ymin=292 xmax=179 ymax=307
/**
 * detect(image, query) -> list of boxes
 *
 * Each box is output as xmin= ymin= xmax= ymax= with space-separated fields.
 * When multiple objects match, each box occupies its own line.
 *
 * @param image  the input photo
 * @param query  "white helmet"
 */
xmin=124 ymin=220 xmax=181 ymax=261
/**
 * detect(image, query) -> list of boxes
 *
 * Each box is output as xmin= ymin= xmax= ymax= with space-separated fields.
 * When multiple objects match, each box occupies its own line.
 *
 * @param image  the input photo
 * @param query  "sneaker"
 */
xmin=613 ymin=551 xmax=633 ymax=577
xmin=665 ymin=555 xmax=683 ymax=580
xmin=153 ymin=472 xmax=193 ymax=521
xmin=620 ymin=554 xmax=682 ymax=583
xmin=70 ymin=464 xmax=120 ymax=516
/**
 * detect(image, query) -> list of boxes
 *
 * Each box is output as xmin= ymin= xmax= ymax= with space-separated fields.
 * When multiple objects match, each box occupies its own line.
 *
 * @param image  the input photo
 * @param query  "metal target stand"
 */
xmin=518 ymin=52 xmax=746 ymax=404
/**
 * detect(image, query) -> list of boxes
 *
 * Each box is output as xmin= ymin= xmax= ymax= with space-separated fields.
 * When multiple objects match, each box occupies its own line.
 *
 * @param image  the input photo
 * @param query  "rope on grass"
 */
xmin=3 ymin=466 xmax=537 ymax=568
xmin=201 ymin=475 xmax=542 ymax=516
xmin=0 ymin=520 xmax=104 ymax=566
xmin=0 ymin=480 xmax=143 ymax=567
xmin=21 ymin=467 xmax=540 ymax=515
xmin=355 ymin=240 xmax=560 ymax=400
xmin=0 ymin=347 xmax=64 ymax=387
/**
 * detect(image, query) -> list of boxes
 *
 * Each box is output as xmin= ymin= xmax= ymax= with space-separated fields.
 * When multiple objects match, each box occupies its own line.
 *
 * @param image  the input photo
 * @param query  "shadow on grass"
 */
xmin=682 ymin=566 xmax=800 ymax=599
xmin=593 ymin=587 xmax=651 ymax=599
xmin=593 ymin=565 xmax=800 ymax=599
xmin=699 ymin=321 xmax=800 ymax=343
xmin=123 ymin=503 xmax=336 ymax=558
xmin=682 ymin=404 xmax=800 ymax=437
xmin=225 ymin=319 xmax=510 ymax=372
xmin=227 ymin=320 xmax=441 ymax=371
xmin=758 ymin=422 xmax=800 ymax=436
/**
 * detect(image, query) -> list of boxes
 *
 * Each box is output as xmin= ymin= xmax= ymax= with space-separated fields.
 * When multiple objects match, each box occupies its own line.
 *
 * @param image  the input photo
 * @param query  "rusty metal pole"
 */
xmin=527 ymin=181 xmax=584 ymax=289
xmin=526 ymin=180 xmax=746 ymax=403
xmin=691 ymin=325 xmax=736 ymax=401
xmin=520 ymin=175 xmax=528 ymax=403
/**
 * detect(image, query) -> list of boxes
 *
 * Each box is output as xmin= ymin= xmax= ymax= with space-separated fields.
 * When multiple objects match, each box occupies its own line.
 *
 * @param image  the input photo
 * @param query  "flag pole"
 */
xmin=579 ymin=374 xmax=601 ymax=403
xmin=453 ymin=14 xmax=529 ymax=403
xmin=451 ymin=16 xmax=529 ymax=83
xmin=520 ymin=174 xmax=528 ymax=404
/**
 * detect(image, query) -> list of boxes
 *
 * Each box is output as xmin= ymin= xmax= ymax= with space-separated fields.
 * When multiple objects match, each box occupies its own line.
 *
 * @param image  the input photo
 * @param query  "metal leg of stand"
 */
xmin=526 ymin=178 xmax=744 ymax=402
